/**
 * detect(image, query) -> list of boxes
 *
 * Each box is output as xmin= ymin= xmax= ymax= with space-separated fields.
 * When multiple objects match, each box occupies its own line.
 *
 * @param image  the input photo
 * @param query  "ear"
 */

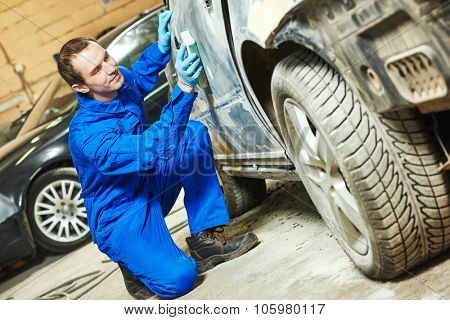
xmin=72 ymin=83 xmax=89 ymax=94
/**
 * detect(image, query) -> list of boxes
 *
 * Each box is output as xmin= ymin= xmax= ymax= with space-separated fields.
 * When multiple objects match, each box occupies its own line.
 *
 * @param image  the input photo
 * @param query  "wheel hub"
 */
xmin=283 ymin=98 xmax=369 ymax=256
xmin=34 ymin=179 xmax=89 ymax=243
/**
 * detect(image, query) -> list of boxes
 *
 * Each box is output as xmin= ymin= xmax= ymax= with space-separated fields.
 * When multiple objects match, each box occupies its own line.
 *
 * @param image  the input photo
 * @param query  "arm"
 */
xmin=79 ymin=31 xmax=203 ymax=175
xmin=126 ymin=11 xmax=173 ymax=99
xmin=81 ymin=85 xmax=197 ymax=175
xmin=127 ymin=42 xmax=170 ymax=98
xmin=158 ymin=43 xmax=202 ymax=124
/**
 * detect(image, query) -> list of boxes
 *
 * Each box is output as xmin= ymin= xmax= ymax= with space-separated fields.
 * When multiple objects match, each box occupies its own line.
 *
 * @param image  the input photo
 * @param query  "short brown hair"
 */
xmin=57 ymin=37 xmax=97 ymax=86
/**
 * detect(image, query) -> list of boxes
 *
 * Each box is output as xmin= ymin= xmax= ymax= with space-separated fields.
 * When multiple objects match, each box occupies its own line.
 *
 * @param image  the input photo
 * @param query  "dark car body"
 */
xmin=0 ymin=4 xmax=168 ymax=270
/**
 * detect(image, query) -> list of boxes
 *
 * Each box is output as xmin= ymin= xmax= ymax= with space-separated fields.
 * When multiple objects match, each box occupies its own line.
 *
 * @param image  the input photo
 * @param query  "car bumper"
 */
xmin=0 ymin=211 xmax=35 ymax=269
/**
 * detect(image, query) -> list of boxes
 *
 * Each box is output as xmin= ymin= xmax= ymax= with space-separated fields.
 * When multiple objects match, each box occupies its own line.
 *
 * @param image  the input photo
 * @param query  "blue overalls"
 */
xmin=68 ymin=42 xmax=230 ymax=298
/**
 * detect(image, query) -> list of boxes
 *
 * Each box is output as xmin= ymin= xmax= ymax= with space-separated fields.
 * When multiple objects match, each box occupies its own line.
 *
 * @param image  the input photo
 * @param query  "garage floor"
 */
xmin=1 ymin=180 xmax=449 ymax=300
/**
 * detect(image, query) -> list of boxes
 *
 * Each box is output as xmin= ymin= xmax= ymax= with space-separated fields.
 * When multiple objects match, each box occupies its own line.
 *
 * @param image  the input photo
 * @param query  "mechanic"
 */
xmin=57 ymin=11 xmax=258 ymax=299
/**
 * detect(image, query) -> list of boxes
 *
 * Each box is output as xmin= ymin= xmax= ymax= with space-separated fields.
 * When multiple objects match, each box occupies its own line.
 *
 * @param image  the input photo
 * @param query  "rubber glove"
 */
xmin=158 ymin=11 xmax=172 ymax=54
xmin=175 ymin=44 xmax=203 ymax=87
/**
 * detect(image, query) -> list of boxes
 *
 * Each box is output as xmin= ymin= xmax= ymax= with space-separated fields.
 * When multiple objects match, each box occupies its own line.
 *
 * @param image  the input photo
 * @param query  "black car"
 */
xmin=0 ymin=4 xmax=169 ymax=270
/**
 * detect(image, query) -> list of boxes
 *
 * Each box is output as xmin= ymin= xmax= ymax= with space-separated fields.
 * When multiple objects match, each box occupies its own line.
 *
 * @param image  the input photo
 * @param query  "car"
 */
xmin=0 ymin=4 xmax=169 ymax=271
xmin=166 ymin=0 xmax=450 ymax=280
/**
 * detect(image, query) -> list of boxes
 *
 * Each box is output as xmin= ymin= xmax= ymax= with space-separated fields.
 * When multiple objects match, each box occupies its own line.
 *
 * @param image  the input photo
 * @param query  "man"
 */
xmin=58 ymin=11 xmax=258 ymax=299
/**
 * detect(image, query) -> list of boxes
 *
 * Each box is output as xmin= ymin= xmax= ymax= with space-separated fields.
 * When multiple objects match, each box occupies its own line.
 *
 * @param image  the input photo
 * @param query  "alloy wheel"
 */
xmin=283 ymin=98 xmax=369 ymax=256
xmin=34 ymin=179 xmax=89 ymax=243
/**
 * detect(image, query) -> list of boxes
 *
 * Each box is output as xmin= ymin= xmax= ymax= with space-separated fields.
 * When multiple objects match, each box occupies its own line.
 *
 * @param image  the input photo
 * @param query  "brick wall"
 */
xmin=0 ymin=0 xmax=162 ymax=123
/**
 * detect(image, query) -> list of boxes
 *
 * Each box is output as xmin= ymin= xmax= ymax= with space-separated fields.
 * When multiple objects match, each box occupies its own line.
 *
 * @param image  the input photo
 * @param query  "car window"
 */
xmin=109 ymin=14 xmax=159 ymax=69
xmin=98 ymin=26 xmax=125 ymax=47
xmin=36 ymin=80 xmax=77 ymax=127
xmin=0 ymin=79 xmax=76 ymax=148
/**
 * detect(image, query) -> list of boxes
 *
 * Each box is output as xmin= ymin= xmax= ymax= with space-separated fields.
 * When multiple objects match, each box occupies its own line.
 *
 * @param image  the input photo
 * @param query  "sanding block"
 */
xmin=180 ymin=30 xmax=210 ymax=89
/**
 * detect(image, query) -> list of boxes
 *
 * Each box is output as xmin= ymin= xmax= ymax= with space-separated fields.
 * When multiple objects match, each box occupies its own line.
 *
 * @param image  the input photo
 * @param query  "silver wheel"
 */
xmin=283 ymin=99 xmax=370 ymax=257
xmin=272 ymin=49 xmax=450 ymax=279
xmin=34 ymin=179 xmax=89 ymax=243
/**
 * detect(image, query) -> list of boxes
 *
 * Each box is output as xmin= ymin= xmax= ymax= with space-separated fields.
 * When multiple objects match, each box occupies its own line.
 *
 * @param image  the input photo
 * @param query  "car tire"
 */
xmin=217 ymin=170 xmax=266 ymax=218
xmin=271 ymin=49 xmax=450 ymax=279
xmin=27 ymin=167 xmax=91 ymax=253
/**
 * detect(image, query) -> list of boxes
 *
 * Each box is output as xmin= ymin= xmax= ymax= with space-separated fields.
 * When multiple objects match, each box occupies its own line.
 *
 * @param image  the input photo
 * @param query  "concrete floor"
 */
xmin=1 ymin=180 xmax=449 ymax=300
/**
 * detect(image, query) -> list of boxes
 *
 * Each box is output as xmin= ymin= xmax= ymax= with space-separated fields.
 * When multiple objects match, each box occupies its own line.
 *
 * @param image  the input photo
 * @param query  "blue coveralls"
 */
xmin=68 ymin=42 xmax=230 ymax=298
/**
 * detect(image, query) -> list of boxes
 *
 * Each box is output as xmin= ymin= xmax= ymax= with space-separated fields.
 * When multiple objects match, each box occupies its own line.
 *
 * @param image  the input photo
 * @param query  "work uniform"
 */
xmin=68 ymin=42 xmax=230 ymax=298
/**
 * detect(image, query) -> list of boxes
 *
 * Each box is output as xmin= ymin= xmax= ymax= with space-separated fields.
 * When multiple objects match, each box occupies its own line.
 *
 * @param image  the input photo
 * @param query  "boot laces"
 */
xmin=207 ymin=226 xmax=228 ymax=245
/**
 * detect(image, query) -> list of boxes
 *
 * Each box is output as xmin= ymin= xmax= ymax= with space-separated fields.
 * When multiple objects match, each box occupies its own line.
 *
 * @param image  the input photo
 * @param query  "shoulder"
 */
xmin=68 ymin=110 xmax=89 ymax=149
xmin=69 ymin=109 xmax=84 ymax=136
xmin=69 ymin=108 xmax=99 ymax=134
xmin=119 ymin=66 xmax=137 ymax=88
xmin=118 ymin=66 xmax=133 ymax=82
xmin=68 ymin=109 xmax=116 ymax=148
xmin=118 ymin=66 xmax=140 ymax=93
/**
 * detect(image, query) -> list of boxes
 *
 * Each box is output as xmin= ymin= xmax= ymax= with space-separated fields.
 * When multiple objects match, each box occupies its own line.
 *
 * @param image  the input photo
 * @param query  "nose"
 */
xmin=104 ymin=61 xmax=116 ymax=75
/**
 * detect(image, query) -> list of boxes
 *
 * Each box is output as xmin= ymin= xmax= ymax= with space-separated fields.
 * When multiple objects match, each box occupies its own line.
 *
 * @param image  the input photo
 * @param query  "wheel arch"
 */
xmin=13 ymin=157 xmax=75 ymax=249
xmin=239 ymin=38 xmax=334 ymax=137
xmin=235 ymin=0 xmax=379 ymax=131
xmin=24 ymin=160 xmax=91 ymax=253
xmin=23 ymin=158 xmax=75 ymax=214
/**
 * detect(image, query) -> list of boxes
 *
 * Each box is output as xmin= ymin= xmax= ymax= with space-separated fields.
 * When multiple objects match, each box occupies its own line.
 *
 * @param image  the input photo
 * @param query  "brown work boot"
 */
xmin=118 ymin=263 xmax=153 ymax=300
xmin=186 ymin=226 xmax=259 ymax=274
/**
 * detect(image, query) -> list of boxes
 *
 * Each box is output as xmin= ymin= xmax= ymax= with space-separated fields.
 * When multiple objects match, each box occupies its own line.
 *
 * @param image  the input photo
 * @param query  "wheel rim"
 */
xmin=34 ymin=179 xmax=89 ymax=243
xmin=283 ymin=98 xmax=369 ymax=256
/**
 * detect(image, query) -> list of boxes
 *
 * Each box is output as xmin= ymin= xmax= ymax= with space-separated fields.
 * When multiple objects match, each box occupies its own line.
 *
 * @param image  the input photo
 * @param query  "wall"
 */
xmin=0 ymin=0 xmax=162 ymax=124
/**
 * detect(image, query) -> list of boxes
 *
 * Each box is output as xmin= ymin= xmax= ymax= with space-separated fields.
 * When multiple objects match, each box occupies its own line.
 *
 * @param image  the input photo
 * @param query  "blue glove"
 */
xmin=158 ymin=11 xmax=172 ymax=54
xmin=175 ymin=44 xmax=203 ymax=87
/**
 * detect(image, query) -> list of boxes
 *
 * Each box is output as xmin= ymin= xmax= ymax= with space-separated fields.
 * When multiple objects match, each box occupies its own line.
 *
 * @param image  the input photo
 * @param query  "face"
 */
xmin=71 ymin=41 xmax=124 ymax=97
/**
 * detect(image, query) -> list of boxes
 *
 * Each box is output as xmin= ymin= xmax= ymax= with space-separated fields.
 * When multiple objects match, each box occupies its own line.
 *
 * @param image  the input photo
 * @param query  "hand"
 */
xmin=175 ymin=44 xmax=203 ymax=88
xmin=158 ymin=11 xmax=172 ymax=54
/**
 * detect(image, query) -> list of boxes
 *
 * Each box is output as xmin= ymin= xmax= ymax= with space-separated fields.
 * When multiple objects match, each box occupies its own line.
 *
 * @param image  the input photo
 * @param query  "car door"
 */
xmin=169 ymin=0 xmax=287 ymax=162
xmin=107 ymin=11 xmax=170 ymax=126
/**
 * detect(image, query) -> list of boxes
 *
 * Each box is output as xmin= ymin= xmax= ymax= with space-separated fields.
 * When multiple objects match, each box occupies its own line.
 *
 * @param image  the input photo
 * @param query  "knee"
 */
xmin=153 ymin=261 xmax=198 ymax=298
xmin=171 ymin=263 xmax=197 ymax=297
